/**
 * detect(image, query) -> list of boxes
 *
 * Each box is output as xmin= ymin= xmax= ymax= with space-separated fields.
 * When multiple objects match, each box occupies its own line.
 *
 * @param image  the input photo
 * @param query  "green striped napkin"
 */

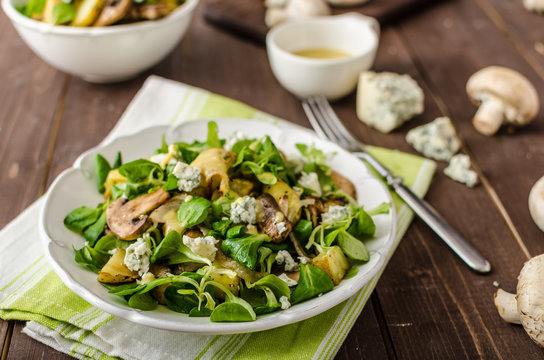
xmin=0 ymin=76 xmax=436 ymax=360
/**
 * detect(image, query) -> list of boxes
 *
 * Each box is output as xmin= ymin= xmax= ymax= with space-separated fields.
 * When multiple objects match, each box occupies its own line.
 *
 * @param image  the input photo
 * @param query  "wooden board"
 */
xmin=201 ymin=0 xmax=448 ymax=44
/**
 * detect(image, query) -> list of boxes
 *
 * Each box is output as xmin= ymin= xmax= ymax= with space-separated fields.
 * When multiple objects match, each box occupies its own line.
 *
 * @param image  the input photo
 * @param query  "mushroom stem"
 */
xmin=473 ymin=98 xmax=505 ymax=136
xmin=494 ymin=288 xmax=521 ymax=324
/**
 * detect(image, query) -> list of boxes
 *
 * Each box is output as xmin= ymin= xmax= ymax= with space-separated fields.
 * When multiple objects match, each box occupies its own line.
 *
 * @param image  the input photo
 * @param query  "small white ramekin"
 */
xmin=266 ymin=13 xmax=380 ymax=100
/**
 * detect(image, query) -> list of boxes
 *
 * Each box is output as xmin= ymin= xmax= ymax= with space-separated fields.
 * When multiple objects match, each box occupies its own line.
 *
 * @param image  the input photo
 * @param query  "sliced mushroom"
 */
xmin=330 ymin=171 xmax=357 ymax=199
xmin=307 ymin=196 xmax=325 ymax=227
xmin=256 ymin=194 xmax=293 ymax=243
xmin=289 ymin=233 xmax=310 ymax=258
xmin=94 ymin=0 xmax=131 ymax=27
xmin=106 ymin=188 xmax=170 ymax=240
xmin=138 ymin=3 xmax=171 ymax=20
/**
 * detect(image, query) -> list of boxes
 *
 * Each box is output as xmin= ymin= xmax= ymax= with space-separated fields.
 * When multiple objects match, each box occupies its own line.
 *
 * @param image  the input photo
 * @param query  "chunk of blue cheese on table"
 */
xmin=406 ymin=116 xmax=461 ymax=161
xmin=444 ymin=154 xmax=479 ymax=187
xmin=356 ymin=71 xmax=424 ymax=133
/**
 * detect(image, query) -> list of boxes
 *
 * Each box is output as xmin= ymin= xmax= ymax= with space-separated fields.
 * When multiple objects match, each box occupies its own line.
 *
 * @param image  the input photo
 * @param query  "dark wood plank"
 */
xmin=6 ymin=322 xmax=71 ymax=360
xmin=0 ymin=321 xmax=9 ymax=358
xmin=474 ymin=0 xmax=544 ymax=78
xmin=201 ymin=0 xmax=447 ymax=45
xmin=0 ymin=8 xmax=68 ymax=360
xmin=334 ymin=298 xmax=391 ymax=360
xmin=0 ymin=10 xmax=67 ymax=228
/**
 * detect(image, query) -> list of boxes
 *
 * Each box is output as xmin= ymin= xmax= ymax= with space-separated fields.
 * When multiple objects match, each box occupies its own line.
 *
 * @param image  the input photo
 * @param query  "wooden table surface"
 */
xmin=2 ymin=0 xmax=544 ymax=358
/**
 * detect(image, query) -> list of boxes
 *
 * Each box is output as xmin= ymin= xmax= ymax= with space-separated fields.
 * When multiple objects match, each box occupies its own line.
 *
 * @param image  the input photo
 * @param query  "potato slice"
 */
xmin=311 ymin=246 xmax=350 ymax=285
xmin=263 ymin=180 xmax=301 ymax=223
xmin=103 ymin=169 xmax=126 ymax=201
xmin=210 ymin=269 xmax=240 ymax=299
xmin=43 ymin=0 xmax=62 ymax=24
xmin=98 ymin=248 xmax=139 ymax=284
xmin=72 ymin=0 xmax=103 ymax=26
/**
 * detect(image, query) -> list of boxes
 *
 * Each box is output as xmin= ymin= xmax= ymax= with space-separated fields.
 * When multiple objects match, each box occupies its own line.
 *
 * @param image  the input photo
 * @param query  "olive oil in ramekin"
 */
xmin=292 ymin=48 xmax=352 ymax=59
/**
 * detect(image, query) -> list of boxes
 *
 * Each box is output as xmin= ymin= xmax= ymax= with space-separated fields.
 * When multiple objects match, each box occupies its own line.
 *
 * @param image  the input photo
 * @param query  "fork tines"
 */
xmin=301 ymin=96 xmax=362 ymax=152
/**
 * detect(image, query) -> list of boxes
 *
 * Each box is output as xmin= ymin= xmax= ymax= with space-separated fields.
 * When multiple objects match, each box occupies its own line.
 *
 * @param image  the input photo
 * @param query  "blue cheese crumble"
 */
xmin=444 ymin=154 xmax=479 ymax=188
xmin=230 ymin=196 xmax=258 ymax=224
xmin=278 ymin=273 xmax=298 ymax=287
xmin=322 ymin=205 xmax=351 ymax=223
xmin=224 ymin=131 xmax=247 ymax=151
xmin=298 ymin=171 xmax=322 ymax=196
xmin=276 ymin=250 xmax=300 ymax=272
xmin=172 ymin=162 xmax=201 ymax=192
xmin=276 ymin=221 xmax=287 ymax=235
xmin=406 ymin=117 xmax=461 ymax=161
xmin=182 ymin=235 xmax=219 ymax=261
xmin=357 ymin=71 xmax=424 ymax=133
xmin=279 ymin=295 xmax=291 ymax=310
xmin=124 ymin=236 xmax=152 ymax=276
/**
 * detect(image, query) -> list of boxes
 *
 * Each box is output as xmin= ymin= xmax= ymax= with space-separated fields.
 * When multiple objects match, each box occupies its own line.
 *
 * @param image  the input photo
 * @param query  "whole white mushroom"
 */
xmin=265 ymin=0 xmax=331 ymax=27
xmin=494 ymin=254 xmax=544 ymax=347
xmin=466 ymin=66 xmax=539 ymax=136
xmin=524 ymin=0 xmax=544 ymax=13
xmin=529 ymin=175 xmax=544 ymax=232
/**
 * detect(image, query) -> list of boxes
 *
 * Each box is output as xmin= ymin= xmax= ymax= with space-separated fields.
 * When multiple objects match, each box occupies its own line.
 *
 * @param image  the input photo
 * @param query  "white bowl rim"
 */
xmin=266 ymin=12 xmax=380 ymax=66
xmin=2 ymin=0 xmax=199 ymax=36
xmin=38 ymin=118 xmax=397 ymax=334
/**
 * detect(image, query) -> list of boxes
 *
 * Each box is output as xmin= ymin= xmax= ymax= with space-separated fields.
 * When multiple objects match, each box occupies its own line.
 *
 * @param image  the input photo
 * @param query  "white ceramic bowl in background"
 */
xmin=2 ymin=0 xmax=199 ymax=83
xmin=266 ymin=13 xmax=380 ymax=100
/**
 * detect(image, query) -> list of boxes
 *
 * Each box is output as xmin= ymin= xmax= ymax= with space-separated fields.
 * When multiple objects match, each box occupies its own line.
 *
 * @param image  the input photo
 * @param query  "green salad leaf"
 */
xmin=151 ymin=231 xmax=211 ymax=266
xmin=19 ymin=0 xmax=45 ymax=17
xmin=291 ymin=264 xmax=334 ymax=304
xmin=119 ymin=159 xmax=164 ymax=183
xmin=221 ymin=234 xmax=270 ymax=270
xmin=51 ymin=2 xmax=74 ymax=24
xmin=64 ymin=203 xmax=108 ymax=246
xmin=128 ymin=293 xmax=158 ymax=311
xmin=207 ymin=121 xmax=221 ymax=148
xmin=74 ymin=245 xmax=109 ymax=274
xmin=94 ymin=154 xmax=111 ymax=194
xmin=177 ymin=196 xmax=211 ymax=232
xmin=232 ymin=136 xmax=294 ymax=186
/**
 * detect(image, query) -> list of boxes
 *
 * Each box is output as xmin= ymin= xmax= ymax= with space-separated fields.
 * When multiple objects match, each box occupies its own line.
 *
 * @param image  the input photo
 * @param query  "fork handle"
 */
xmin=355 ymin=152 xmax=491 ymax=273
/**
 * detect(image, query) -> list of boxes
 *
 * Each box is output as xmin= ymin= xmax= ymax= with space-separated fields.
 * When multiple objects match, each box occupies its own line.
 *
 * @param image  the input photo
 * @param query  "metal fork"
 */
xmin=302 ymin=95 xmax=491 ymax=274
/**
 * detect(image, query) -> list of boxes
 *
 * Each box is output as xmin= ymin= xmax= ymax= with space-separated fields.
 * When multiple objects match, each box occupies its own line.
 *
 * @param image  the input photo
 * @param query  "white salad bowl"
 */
xmin=266 ymin=13 xmax=380 ymax=100
xmin=2 ymin=0 xmax=199 ymax=83
xmin=39 ymin=118 xmax=395 ymax=334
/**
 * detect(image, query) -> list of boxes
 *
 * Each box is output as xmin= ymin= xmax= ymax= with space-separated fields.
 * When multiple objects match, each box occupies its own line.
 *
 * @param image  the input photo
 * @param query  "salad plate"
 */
xmin=39 ymin=118 xmax=396 ymax=334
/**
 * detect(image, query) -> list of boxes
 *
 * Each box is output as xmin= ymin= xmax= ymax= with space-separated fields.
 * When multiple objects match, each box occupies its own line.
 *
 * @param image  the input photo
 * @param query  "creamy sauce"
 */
xmin=292 ymin=48 xmax=352 ymax=59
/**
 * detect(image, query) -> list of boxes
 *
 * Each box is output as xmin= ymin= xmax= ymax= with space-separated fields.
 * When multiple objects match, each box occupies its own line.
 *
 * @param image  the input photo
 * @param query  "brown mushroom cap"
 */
xmin=94 ymin=0 xmax=132 ymax=26
xmin=106 ymin=188 xmax=170 ymax=240
xmin=466 ymin=66 xmax=539 ymax=135
xmin=256 ymin=194 xmax=293 ymax=243
xmin=330 ymin=171 xmax=357 ymax=199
